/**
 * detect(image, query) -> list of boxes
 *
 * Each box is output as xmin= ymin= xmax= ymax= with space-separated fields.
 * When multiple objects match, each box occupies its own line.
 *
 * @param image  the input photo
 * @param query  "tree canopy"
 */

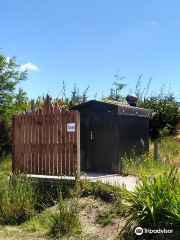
xmin=0 ymin=51 xmax=29 ymax=153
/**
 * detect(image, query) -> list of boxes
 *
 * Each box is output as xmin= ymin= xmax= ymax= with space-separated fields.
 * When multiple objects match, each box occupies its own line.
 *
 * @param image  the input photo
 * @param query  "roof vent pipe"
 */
xmin=126 ymin=95 xmax=138 ymax=107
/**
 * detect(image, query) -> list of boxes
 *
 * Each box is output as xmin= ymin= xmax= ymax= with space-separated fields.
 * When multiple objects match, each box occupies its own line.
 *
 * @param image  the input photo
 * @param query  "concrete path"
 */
xmin=82 ymin=172 xmax=138 ymax=192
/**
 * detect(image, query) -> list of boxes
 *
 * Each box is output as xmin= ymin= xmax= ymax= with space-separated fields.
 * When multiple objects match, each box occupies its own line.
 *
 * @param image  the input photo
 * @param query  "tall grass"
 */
xmin=119 ymin=166 xmax=180 ymax=239
xmin=75 ymin=179 xmax=122 ymax=202
xmin=122 ymin=152 xmax=169 ymax=176
xmin=48 ymin=193 xmax=82 ymax=238
xmin=0 ymin=153 xmax=12 ymax=177
xmin=0 ymin=174 xmax=38 ymax=225
xmin=159 ymin=136 xmax=180 ymax=166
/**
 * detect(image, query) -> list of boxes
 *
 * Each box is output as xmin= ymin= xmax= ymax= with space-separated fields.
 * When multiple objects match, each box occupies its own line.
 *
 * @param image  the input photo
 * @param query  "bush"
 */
xmin=0 ymin=116 xmax=12 ymax=154
xmin=137 ymin=97 xmax=180 ymax=140
xmin=119 ymin=166 xmax=180 ymax=239
xmin=0 ymin=174 xmax=38 ymax=225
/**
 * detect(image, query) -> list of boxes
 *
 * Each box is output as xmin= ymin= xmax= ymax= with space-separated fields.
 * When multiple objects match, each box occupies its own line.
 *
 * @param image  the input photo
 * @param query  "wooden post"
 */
xmin=154 ymin=139 xmax=158 ymax=160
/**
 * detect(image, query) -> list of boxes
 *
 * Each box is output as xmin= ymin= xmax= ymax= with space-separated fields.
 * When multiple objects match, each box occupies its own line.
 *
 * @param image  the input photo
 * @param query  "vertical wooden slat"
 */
xmin=35 ymin=109 xmax=39 ymax=174
xmin=21 ymin=113 xmax=25 ymax=172
xmin=46 ymin=97 xmax=50 ymax=174
xmin=28 ymin=112 xmax=32 ymax=173
xmin=57 ymin=107 xmax=62 ymax=175
xmin=77 ymin=112 xmax=80 ymax=179
xmin=31 ymin=110 xmax=36 ymax=174
xmin=69 ymin=111 xmax=74 ymax=176
xmin=50 ymin=104 xmax=54 ymax=174
xmin=62 ymin=107 xmax=66 ymax=175
xmin=14 ymin=115 xmax=18 ymax=172
xmin=66 ymin=110 xmax=70 ymax=176
xmin=12 ymin=115 xmax=17 ymax=173
xmin=17 ymin=114 xmax=21 ymax=173
xmin=39 ymin=108 xmax=43 ymax=174
xmin=73 ymin=111 xmax=78 ymax=177
xmin=24 ymin=112 xmax=28 ymax=173
xmin=42 ymin=107 xmax=46 ymax=174
xmin=54 ymin=104 xmax=58 ymax=175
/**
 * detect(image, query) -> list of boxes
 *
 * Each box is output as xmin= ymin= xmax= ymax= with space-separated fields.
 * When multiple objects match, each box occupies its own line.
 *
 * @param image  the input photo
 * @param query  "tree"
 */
xmin=0 ymin=50 xmax=29 ymax=154
xmin=103 ymin=70 xmax=127 ymax=102
xmin=0 ymin=54 xmax=27 ymax=108
xmin=68 ymin=83 xmax=90 ymax=108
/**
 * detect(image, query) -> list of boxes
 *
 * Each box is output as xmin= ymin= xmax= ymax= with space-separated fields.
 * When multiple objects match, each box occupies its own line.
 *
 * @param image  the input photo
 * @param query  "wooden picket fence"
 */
xmin=12 ymin=96 xmax=80 ymax=177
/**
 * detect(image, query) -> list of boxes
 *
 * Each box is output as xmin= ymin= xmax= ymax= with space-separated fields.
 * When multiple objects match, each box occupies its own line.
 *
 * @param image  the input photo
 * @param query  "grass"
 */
xmin=122 ymin=152 xmax=170 ymax=176
xmin=159 ymin=136 xmax=180 ymax=166
xmin=75 ymin=178 xmax=122 ymax=203
xmin=121 ymin=136 xmax=180 ymax=176
xmin=21 ymin=208 xmax=52 ymax=233
xmin=0 ymin=153 xmax=12 ymax=177
xmin=0 ymin=173 xmax=38 ymax=225
xmin=97 ymin=208 xmax=117 ymax=226
xmin=47 ymin=193 xmax=82 ymax=238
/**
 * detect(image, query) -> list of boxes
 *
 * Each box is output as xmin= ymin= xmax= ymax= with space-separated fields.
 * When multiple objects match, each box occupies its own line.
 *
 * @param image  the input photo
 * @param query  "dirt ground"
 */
xmin=0 ymin=196 xmax=126 ymax=240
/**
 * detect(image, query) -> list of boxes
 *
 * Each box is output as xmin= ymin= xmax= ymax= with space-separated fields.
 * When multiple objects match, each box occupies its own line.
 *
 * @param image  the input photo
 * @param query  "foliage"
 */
xmin=0 ymin=54 xmax=27 ymax=107
xmin=3 ymin=87 xmax=30 ymax=121
xmin=121 ymin=151 xmax=169 ymax=176
xmin=103 ymin=70 xmax=127 ymax=102
xmin=0 ymin=50 xmax=30 ymax=153
xmin=0 ymin=174 xmax=38 ymax=225
xmin=0 ymin=52 xmax=29 ymax=119
xmin=0 ymin=116 xmax=12 ymax=154
xmin=75 ymin=179 xmax=122 ymax=202
xmin=97 ymin=208 xmax=117 ymax=226
xmin=36 ymin=80 xmax=90 ymax=110
xmin=0 ymin=153 xmax=12 ymax=177
xmin=21 ymin=208 xmax=52 ymax=233
xmin=118 ymin=166 xmax=180 ymax=239
xmin=48 ymin=193 xmax=82 ymax=238
xmin=68 ymin=83 xmax=90 ymax=108
xmin=135 ymin=76 xmax=180 ymax=140
xmin=138 ymin=97 xmax=180 ymax=140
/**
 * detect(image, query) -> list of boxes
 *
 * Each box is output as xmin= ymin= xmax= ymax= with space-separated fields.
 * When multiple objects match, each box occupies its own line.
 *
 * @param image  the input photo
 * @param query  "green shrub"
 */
xmin=97 ymin=208 xmax=117 ymax=226
xmin=48 ymin=193 xmax=82 ymax=238
xmin=0 ymin=116 xmax=12 ymax=154
xmin=0 ymin=174 xmax=38 ymax=225
xmin=119 ymin=166 xmax=180 ymax=239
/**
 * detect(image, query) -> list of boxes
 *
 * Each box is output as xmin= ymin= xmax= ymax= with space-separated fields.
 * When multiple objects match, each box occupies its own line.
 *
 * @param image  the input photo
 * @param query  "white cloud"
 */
xmin=20 ymin=63 xmax=39 ymax=71
xmin=151 ymin=21 xmax=157 ymax=24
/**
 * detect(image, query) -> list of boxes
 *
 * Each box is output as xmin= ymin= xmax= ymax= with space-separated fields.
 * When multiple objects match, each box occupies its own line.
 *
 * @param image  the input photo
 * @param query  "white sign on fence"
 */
xmin=67 ymin=123 xmax=75 ymax=132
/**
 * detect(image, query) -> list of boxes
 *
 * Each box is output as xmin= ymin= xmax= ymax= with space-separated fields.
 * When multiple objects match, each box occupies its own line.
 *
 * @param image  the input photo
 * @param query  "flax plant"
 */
xmin=119 ymin=166 xmax=180 ymax=239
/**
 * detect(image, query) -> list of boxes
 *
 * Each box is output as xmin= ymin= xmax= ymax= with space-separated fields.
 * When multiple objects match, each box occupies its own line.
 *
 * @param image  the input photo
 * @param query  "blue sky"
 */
xmin=1 ymin=0 xmax=180 ymax=101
